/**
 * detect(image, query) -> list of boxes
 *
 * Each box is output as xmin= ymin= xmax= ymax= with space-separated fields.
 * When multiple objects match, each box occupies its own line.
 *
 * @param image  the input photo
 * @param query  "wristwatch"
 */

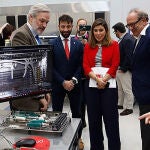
xmin=72 ymin=77 xmax=78 ymax=84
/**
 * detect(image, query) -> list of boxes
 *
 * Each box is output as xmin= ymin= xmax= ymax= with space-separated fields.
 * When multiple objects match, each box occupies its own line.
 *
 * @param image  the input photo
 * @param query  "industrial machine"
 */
xmin=0 ymin=45 xmax=53 ymax=102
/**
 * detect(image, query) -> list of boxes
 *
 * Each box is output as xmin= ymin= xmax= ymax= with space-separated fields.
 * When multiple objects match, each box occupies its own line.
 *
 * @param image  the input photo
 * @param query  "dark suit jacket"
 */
xmin=119 ymin=33 xmax=135 ymax=72
xmin=132 ymin=25 xmax=150 ymax=104
xmin=51 ymin=36 xmax=83 ymax=86
xmin=11 ymin=23 xmax=37 ymax=46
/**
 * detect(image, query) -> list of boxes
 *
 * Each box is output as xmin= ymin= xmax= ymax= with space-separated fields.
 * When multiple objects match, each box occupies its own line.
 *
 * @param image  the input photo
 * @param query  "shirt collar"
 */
xmin=120 ymin=33 xmax=126 ymax=39
xmin=118 ymin=33 xmax=126 ymax=42
xmin=140 ymin=23 xmax=149 ymax=36
xmin=27 ymin=22 xmax=37 ymax=37
xmin=60 ymin=34 xmax=71 ymax=41
xmin=133 ymin=24 xmax=149 ymax=40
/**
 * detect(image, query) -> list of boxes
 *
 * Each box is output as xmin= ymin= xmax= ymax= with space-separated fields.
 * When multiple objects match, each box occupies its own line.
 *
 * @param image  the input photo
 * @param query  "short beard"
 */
xmin=60 ymin=31 xmax=71 ymax=38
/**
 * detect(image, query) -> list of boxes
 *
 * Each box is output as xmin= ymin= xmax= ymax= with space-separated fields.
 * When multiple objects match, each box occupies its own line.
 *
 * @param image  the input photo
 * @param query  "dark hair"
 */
xmin=59 ymin=14 xmax=73 ymax=25
xmin=89 ymin=18 xmax=112 ymax=48
xmin=112 ymin=22 xmax=126 ymax=33
xmin=2 ymin=24 xmax=15 ymax=39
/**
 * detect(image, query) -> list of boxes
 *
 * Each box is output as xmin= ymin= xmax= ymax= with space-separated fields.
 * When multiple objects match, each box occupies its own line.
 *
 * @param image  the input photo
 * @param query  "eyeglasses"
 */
xmin=126 ymin=18 xmax=141 ymax=28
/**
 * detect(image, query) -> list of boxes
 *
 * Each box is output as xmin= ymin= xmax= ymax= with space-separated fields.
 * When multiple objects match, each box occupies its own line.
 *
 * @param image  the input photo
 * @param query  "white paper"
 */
xmin=89 ymin=67 xmax=116 ymax=88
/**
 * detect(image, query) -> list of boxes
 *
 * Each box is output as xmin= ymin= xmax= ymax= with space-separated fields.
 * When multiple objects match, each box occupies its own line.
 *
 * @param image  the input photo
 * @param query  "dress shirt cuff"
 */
xmin=72 ymin=77 xmax=78 ymax=84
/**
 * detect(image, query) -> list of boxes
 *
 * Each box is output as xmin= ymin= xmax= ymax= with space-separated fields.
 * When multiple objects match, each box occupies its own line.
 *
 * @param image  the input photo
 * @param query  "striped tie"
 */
xmin=35 ymin=35 xmax=42 ymax=45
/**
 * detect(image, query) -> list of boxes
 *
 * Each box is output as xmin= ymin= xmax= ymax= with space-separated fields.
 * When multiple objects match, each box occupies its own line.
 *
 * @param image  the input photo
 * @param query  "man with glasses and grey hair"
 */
xmin=126 ymin=8 xmax=150 ymax=150
xmin=10 ymin=3 xmax=51 ymax=112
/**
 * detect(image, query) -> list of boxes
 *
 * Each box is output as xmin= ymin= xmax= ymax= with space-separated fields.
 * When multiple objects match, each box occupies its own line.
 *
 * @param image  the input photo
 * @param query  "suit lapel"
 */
xmin=56 ymin=37 xmax=78 ymax=60
xmin=135 ymin=35 xmax=145 ymax=51
xmin=132 ymin=35 xmax=146 ymax=66
xmin=24 ymin=24 xmax=37 ymax=45
xmin=57 ymin=37 xmax=68 ymax=59
xmin=70 ymin=38 xmax=77 ymax=58
xmin=132 ymin=26 xmax=150 ymax=66
xmin=135 ymin=25 xmax=150 ymax=52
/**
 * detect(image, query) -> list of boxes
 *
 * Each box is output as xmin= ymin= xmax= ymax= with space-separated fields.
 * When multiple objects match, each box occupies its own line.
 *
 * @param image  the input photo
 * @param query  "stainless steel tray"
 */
xmin=2 ymin=111 xmax=71 ymax=136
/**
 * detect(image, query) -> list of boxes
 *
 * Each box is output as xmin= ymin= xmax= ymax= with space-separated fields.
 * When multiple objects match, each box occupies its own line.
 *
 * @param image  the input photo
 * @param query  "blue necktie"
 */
xmin=35 ymin=35 xmax=42 ymax=45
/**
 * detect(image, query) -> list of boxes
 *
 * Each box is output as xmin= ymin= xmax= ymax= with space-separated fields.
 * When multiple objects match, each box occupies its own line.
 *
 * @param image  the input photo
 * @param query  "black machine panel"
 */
xmin=18 ymin=15 xmax=27 ymax=28
xmin=6 ymin=16 xmax=16 ymax=29
xmin=0 ymin=45 xmax=53 ymax=102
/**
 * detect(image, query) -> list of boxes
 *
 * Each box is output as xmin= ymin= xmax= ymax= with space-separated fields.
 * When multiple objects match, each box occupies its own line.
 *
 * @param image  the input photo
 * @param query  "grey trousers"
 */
xmin=116 ymin=70 xmax=134 ymax=109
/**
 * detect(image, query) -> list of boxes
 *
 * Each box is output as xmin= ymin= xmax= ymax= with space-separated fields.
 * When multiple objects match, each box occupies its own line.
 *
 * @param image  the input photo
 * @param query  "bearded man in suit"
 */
xmin=10 ymin=3 xmax=51 ymax=111
xmin=50 ymin=14 xmax=84 ymax=150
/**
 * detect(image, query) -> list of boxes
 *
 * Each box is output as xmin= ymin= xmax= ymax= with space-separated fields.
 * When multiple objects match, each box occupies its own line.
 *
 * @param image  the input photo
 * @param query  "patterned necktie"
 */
xmin=133 ymin=39 xmax=138 ymax=54
xmin=35 ymin=35 xmax=42 ymax=45
xmin=64 ymin=38 xmax=70 ymax=59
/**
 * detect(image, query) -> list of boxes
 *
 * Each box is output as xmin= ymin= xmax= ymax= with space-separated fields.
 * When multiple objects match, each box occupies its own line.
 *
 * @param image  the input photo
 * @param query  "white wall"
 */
xmin=1 ymin=0 xmax=150 ymax=38
xmin=110 ymin=0 xmax=150 ymax=40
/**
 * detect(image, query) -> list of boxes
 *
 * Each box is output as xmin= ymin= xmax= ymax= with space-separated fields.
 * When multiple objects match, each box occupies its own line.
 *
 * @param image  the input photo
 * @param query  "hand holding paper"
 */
xmin=89 ymin=67 xmax=116 ymax=88
xmin=96 ymin=76 xmax=107 ymax=89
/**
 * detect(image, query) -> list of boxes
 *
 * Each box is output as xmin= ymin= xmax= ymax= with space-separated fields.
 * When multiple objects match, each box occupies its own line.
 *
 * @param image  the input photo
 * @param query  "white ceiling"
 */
xmin=0 ymin=0 xmax=110 ymax=12
xmin=0 ymin=0 xmax=109 ymax=7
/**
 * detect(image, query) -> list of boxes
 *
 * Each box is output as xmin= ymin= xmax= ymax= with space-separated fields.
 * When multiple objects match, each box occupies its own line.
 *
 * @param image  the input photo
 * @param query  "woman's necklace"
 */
xmin=97 ymin=43 xmax=101 ymax=48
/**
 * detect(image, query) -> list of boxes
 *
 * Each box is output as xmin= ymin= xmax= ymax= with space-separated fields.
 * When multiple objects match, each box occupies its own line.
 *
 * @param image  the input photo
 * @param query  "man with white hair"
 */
xmin=11 ymin=3 xmax=50 ymax=45
xmin=10 ymin=3 xmax=50 ymax=111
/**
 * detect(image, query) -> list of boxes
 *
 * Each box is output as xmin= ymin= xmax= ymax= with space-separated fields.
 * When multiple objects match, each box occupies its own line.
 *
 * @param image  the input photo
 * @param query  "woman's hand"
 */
xmin=96 ymin=77 xmax=107 ymax=89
